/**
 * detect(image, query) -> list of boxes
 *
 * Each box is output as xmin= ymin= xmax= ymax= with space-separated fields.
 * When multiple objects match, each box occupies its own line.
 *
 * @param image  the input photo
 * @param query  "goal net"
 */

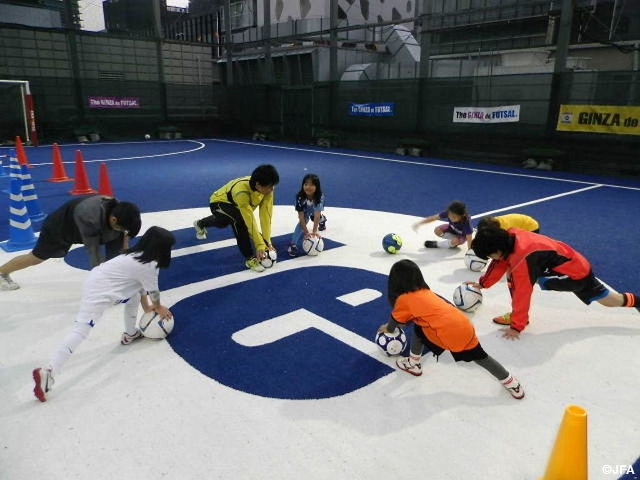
xmin=0 ymin=80 xmax=38 ymax=146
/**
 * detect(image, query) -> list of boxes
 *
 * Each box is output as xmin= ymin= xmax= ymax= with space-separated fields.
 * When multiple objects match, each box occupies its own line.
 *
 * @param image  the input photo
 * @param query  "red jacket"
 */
xmin=478 ymin=228 xmax=592 ymax=331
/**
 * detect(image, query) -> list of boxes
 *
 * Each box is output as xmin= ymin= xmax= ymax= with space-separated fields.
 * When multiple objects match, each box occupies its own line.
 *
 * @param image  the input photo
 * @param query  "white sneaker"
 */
xmin=0 ymin=273 xmax=19 ymax=291
xmin=121 ymin=329 xmax=143 ymax=345
xmin=193 ymin=220 xmax=207 ymax=240
xmin=396 ymin=357 xmax=423 ymax=376
xmin=501 ymin=375 xmax=525 ymax=399
xmin=33 ymin=367 xmax=54 ymax=402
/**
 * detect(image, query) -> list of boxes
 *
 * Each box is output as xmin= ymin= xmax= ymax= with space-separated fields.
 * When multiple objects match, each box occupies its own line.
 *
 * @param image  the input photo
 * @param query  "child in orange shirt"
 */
xmin=379 ymin=259 xmax=524 ymax=399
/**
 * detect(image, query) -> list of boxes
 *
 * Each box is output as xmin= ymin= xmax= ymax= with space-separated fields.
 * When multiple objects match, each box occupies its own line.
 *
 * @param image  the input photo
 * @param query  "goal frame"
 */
xmin=0 ymin=79 xmax=38 ymax=146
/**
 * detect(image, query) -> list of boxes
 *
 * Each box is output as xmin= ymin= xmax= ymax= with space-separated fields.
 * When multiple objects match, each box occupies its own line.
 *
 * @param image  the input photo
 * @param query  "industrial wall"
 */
xmin=0 ymin=24 xmax=219 ymax=141
xmin=1 ymin=23 xmax=639 ymax=177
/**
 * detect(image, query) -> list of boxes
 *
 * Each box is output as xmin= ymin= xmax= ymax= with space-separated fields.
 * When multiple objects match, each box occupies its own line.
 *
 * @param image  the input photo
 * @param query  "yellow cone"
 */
xmin=541 ymin=405 xmax=588 ymax=480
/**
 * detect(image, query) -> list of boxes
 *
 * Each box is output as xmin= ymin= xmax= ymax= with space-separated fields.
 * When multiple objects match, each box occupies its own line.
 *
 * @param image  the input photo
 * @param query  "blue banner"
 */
xmin=349 ymin=102 xmax=395 ymax=117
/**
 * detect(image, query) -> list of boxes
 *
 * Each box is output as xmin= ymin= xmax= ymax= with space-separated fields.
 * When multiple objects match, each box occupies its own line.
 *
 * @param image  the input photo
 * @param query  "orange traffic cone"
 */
xmin=540 ymin=405 xmax=588 ymax=480
xmin=98 ymin=162 xmax=114 ymax=196
xmin=69 ymin=150 xmax=97 ymax=195
xmin=14 ymin=136 xmax=32 ymax=168
xmin=48 ymin=143 xmax=73 ymax=182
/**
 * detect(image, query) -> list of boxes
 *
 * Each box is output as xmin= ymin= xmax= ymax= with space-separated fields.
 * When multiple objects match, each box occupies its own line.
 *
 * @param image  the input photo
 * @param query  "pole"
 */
xmin=263 ymin=0 xmax=273 ymax=84
xmin=225 ymin=0 xmax=233 ymax=85
xmin=419 ymin=0 xmax=432 ymax=78
xmin=152 ymin=0 xmax=168 ymax=122
xmin=546 ymin=0 xmax=573 ymax=135
xmin=329 ymin=0 xmax=337 ymax=82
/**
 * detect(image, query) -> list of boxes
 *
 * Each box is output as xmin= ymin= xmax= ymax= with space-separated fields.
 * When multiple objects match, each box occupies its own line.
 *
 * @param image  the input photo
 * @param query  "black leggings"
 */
xmin=198 ymin=202 xmax=254 ymax=259
xmin=411 ymin=325 xmax=509 ymax=381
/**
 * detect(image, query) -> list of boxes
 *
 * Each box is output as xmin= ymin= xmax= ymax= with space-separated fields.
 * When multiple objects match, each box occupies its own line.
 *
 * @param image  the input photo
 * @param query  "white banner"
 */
xmin=453 ymin=105 xmax=520 ymax=123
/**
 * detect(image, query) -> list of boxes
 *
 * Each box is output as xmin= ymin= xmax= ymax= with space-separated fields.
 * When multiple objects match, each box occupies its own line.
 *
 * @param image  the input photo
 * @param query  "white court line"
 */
xmin=471 ymin=184 xmax=604 ymax=218
xmin=211 ymin=138 xmax=640 ymax=192
xmin=171 ymin=238 xmax=239 ymax=257
xmin=231 ymin=308 xmax=383 ymax=361
xmin=15 ymin=140 xmax=206 ymax=166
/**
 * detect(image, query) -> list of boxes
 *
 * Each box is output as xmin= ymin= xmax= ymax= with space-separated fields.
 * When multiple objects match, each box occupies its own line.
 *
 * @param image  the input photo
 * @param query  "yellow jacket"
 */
xmin=496 ymin=213 xmax=539 ymax=232
xmin=210 ymin=176 xmax=273 ymax=250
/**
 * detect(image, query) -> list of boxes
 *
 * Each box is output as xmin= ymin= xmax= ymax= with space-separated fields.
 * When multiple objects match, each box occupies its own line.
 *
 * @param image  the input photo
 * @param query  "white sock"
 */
xmin=123 ymin=293 xmax=141 ymax=335
xmin=441 ymin=232 xmax=459 ymax=248
xmin=49 ymin=321 xmax=93 ymax=373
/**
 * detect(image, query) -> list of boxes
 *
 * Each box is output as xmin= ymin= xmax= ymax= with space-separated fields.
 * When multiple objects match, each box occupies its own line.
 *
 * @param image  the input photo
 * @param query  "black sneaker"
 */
xmin=424 ymin=240 xmax=438 ymax=248
xmin=319 ymin=215 xmax=327 ymax=231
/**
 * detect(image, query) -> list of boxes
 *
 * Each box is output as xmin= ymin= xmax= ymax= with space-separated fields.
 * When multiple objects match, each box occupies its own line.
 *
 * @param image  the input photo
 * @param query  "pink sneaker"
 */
xmin=121 ymin=329 xmax=143 ymax=345
xmin=33 ymin=367 xmax=54 ymax=402
xmin=501 ymin=375 xmax=525 ymax=399
xmin=396 ymin=357 xmax=423 ymax=376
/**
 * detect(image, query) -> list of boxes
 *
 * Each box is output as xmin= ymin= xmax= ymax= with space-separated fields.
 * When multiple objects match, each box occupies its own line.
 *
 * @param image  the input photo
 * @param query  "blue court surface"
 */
xmin=1 ymin=139 xmax=639 ymax=479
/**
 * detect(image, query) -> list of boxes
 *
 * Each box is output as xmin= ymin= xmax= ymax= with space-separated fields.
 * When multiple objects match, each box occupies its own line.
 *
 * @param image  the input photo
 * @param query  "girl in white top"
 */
xmin=32 ymin=226 xmax=175 ymax=402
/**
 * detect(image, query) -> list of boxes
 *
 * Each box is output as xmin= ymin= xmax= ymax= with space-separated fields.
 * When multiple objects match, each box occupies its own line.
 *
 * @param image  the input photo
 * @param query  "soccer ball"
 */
xmin=144 ymin=134 xmax=151 ymax=140
xmin=382 ymin=233 xmax=402 ymax=254
xmin=464 ymin=249 xmax=488 ymax=272
xmin=260 ymin=249 xmax=277 ymax=268
xmin=302 ymin=236 xmax=324 ymax=256
xmin=453 ymin=283 xmax=483 ymax=313
xmin=375 ymin=328 xmax=407 ymax=356
xmin=139 ymin=311 xmax=174 ymax=339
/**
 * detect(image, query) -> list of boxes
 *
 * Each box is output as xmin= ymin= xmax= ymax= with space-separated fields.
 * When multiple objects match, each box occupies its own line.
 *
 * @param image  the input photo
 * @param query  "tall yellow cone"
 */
xmin=541 ymin=405 xmax=588 ymax=480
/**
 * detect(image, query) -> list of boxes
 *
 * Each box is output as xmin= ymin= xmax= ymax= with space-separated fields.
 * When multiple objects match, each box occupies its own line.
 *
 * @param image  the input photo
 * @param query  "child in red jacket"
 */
xmin=469 ymin=226 xmax=639 ymax=340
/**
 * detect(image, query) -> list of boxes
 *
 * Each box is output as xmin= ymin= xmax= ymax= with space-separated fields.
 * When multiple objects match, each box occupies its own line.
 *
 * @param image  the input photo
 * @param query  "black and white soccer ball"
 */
xmin=464 ymin=249 xmax=488 ymax=272
xmin=260 ymin=249 xmax=278 ymax=268
xmin=139 ymin=311 xmax=174 ymax=339
xmin=302 ymin=236 xmax=324 ymax=256
xmin=453 ymin=283 xmax=483 ymax=313
xmin=375 ymin=328 xmax=407 ymax=356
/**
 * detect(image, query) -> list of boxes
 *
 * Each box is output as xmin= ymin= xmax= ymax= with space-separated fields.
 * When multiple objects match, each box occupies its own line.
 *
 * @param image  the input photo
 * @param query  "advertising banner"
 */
xmin=453 ymin=105 xmax=520 ymax=123
xmin=88 ymin=96 xmax=140 ymax=109
xmin=349 ymin=102 xmax=395 ymax=117
xmin=557 ymin=104 xmax=640 ymax=136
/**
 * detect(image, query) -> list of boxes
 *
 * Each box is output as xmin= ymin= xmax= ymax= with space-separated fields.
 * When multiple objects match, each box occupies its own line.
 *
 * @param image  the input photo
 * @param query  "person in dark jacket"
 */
xmin=0 ymin=195 xmax=141 ymax=291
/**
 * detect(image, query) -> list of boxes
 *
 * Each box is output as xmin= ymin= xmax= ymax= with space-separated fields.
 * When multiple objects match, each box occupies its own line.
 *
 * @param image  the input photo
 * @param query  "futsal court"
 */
xmin=1 ymin=138 xmax=639 ymax=480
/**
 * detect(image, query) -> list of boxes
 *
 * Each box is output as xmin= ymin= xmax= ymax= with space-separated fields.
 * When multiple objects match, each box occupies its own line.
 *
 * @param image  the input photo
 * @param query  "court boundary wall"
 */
xmin=0 ymin=23 xmax=639 ymax=177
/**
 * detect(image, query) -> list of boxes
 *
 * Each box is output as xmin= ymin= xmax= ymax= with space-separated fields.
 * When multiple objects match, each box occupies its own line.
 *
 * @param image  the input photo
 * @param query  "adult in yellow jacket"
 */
xmin=194 ymin=164 xmax=279 ymax=272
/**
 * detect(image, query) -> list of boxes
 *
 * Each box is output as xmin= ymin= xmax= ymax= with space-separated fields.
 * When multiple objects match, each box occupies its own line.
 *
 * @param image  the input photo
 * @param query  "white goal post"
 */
xmin=0 ymin=79 xmax=38 ymax=146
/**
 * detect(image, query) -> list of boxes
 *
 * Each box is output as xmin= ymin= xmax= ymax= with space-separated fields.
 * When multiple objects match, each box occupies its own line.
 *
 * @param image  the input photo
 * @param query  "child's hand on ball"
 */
xmin=153 ymin=305 xmax=173 ymax=319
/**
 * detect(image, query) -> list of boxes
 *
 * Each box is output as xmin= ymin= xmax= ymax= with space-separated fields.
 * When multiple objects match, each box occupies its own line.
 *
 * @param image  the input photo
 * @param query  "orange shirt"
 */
xmin=392 ymin=289 xmax=479 ymax=352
